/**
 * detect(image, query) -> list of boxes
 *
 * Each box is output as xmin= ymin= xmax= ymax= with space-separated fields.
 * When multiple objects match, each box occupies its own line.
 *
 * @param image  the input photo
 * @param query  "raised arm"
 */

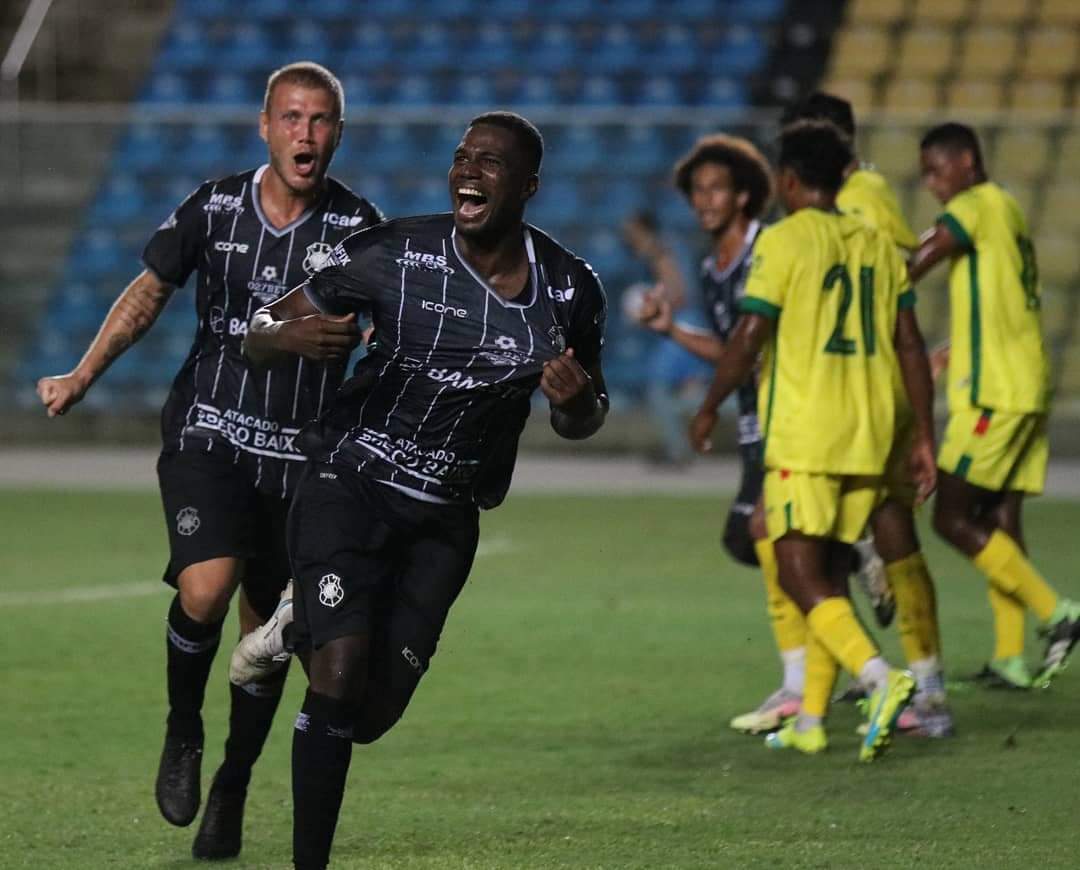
xmin=688 ymin=312 xmax=772 ymax=453
xmin=636 ymin=291 xmax=725 ymax=362
xmin=894 ymin=307 xmax=937 ymax=503
xmin=244 ymin=285 xmax=361 ymax=367
xmin=36 ymin=268 xmax=174 ymax=417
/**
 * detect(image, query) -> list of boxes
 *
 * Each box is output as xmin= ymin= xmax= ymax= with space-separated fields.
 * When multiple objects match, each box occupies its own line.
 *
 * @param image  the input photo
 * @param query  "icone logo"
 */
xmin=420 ymin=299 xmax=467 ymax=318
xmin=214 ymin=241 xmax=249 ymax=254
xmin=323 ymin=212 xmax=365 ymax=227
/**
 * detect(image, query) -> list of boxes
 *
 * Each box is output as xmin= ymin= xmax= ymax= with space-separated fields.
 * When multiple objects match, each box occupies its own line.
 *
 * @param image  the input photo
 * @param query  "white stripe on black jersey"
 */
xmin=143 ymin=165 xmax=383 ymax=498
xmin=299 ymin=214 xmax=607 ymax=509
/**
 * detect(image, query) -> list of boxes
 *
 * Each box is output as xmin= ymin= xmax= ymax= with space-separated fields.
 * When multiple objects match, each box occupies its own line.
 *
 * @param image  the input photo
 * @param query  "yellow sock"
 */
xmin=801 ymin=630 xmax=839 ymax=720
xmin=973 ymin=530 xmax=1058 ymax=623
xmin=888 ymin=552 xmax=941 ymax=665
xmin=806 ymin=597 xmax=879 ymax=677
xmin=987 ymin=586 xmax=1026 ymax=660
xmin=755 ymin=539 xmax=807 ymax=653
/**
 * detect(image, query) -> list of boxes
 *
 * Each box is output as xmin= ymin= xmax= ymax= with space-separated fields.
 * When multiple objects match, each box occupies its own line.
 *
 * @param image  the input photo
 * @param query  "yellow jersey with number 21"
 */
xmin=741 ymin=208 xmax=916 ymax=476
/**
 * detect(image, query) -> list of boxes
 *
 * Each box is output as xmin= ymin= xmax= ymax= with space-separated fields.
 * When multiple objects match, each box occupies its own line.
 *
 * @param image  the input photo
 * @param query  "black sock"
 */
xmin=292 ymin=690 xmax=354 ymax=870
xmin=165 ymin=594 xmax=224 ymax=741
xmin=215 ymin=664 xmax=289 ymax=792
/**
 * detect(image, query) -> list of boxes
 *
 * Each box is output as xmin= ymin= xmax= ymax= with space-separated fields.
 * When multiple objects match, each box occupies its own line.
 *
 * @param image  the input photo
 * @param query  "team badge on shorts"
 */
xmin=319 ymin=573 xmax=345 ymax=608
xmin=176 ymin=506 xmax=201 ymax=536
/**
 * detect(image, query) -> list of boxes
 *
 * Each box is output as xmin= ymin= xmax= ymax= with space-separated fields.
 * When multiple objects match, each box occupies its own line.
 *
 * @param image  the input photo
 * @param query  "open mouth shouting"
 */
xmin=455 ymin=185 xmax=489 ymax=222
xmin=293 ymin=150 xmax=317 ymax=178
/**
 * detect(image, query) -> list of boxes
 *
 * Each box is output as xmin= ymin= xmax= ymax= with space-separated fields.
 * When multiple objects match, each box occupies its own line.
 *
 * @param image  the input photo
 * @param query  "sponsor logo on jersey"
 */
xmin=202 ymin=192 xmax=244 ymax=215
xmin=261 ymin=265 xmax=278 ymax=282
xmin=322 ymin=211 xmax=366 ymax=228
xmin=318 ymin=573 xmax=344 ymax=607
xmin=395 ymin=249 xmax=455 ymax=275
xmin=479 ymin=334 xmax=532 ymax=366
xmin=420 ymin=299 xmax=468 ymax=318
xmin=303 ymin=241 xmax=335 ymax=274
xmin=176 ymin=506 xmax=200 ymax=536
xmin=192 ymin=403 xmax=303 ymax=459
xmin=214 ymin=240 xmax=249 ymax=254
xmin=427 ymin=368 xmax=488 ymax=390
xmin=547 ymin=284 xmax=575 ymax=303
xmin=401 ymin=646 xmax=424 ymax=674
xmin=329 ymin=242 xmax=350 ymax=267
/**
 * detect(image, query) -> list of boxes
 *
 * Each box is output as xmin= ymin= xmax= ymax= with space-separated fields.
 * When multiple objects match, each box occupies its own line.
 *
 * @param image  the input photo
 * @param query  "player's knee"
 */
xmin=350 ymin=705 xmax=404 ymax=745
xmin=178 ymin=582 xmax=232 ymax=623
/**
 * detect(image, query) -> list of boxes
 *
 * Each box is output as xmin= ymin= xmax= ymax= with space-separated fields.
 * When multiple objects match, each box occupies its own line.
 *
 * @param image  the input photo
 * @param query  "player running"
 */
xmin=690 ymin=121 xmax=936 ymax=759
xmin=910 ymin=122 xmax=1080 ymax=690
xmin=782 ymin=93 xmax=952 ymax=736
xmin=235 ymin=111 xmax=609 ymax=869
xmin=36 ymin=63 xmax=382 ymax=860
xmin=634 ymin=134 xmax=806 ymax=735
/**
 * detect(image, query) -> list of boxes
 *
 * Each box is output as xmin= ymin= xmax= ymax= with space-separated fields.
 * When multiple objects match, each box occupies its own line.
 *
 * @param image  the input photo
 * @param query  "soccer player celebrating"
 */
xmin=783 ymin=93 xmax=952 ymax=736
xmin=36 ymin=62 xmax=382 ymax=859
xmin=911 ymin=122 xmax=1080 ymax=689
xmin=238 ymin=111 xmax=608 ymax=869
xmin=635 ymin=134 xmax=807 ymax=735
xmin=690 ymin=121 xmax=936 ymax=759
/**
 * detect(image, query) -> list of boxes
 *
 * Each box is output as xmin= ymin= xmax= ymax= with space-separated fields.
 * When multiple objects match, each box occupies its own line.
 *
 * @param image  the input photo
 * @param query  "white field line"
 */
xmin=0 ymin=538 xmax=516 ymax=608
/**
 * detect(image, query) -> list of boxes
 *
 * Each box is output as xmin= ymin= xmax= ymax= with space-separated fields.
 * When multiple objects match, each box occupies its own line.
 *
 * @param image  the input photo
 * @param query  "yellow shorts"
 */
xmin=882 ymin=406 xmax=917 ymax=509
xmin=764 ymin=469 xmax=887 ymax=544
xmin=938 ymin=407 xmax=1048 ymax=494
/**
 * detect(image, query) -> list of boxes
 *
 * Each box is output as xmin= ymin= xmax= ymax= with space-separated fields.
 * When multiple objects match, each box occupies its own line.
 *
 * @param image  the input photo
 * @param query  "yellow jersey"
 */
xmin=838 ymin=167 xmax=918 ymax=251
xmin=938 ymin=182 xmax=1050 ymax=413
xmin=741 ymin=208 xmax=915 ymax=476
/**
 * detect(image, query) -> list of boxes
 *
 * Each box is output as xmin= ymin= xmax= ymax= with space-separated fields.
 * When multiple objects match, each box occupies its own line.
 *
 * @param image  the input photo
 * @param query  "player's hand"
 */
xmin=688 ymin=407 xmax=717 ymax=454
xmin=636 ymin=289 xmax=673 ymax=334
xmin=36 ymin=372 xmax=90 ymax=417
xmin=908 ymin=435 xmax=938 ymax=505
xmin=278 ymin=312 xmax=361 ymax=362
xmin=541 ymin=348 xmax=594 ymax=410
xmin=929 ymin=344 xmax=950 ymax=381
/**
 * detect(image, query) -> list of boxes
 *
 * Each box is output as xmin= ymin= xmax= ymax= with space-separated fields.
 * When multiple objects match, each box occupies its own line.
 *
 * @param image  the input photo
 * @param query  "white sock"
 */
xmin=794 ymin=712 xmax=821 ymax=733
xmin=909 ymin=656 xmax=944 ymax=697
xmin=859 ymin=656 xmax=890 ymax=693
xmin=781 ymin=647 xmax=806 ymax=695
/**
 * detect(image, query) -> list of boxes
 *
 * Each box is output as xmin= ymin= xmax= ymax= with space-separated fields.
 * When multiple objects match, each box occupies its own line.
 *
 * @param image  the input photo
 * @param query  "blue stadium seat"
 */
xmin=458 ymin=23 xmax=514 ymax=71
xmin=610 ymin=0 xmax=658 ymax=22
xmin=707 ymin=26 xmax=767 ymax=76
xmin=340 ymin=23 xmax=393 ymax=70
xmin=229 ymin=0 xmax=291 ymax=18
xmin=392 ymin=75 xmax=438 ymax=106
xmin=485 ymin=0 xmax=531 ymax=17
xmin=585 ymin=24 xmax=639 ymax=74
xmin=401 ymin=23 xmax=454 ymax=72
xmin=697 ymin=78 xmax=748 ymax=109
xmin=579 ymin=75 xmax=624 ymax=106
xmin=514 ymin=75 xmax=558 ymax=107
xmin=117 ymin=124 xmax=171 ymax=172
xmin=648 ymin=25 xmax=698 ymax=75
xmin=204 ymin=72 xmax=258 ymax=105
xmin=634 ymin=75 xmax=681 ymax=106
xmin=722 ymin=0 xmax=785 ymax=24
xmin=612 ymin=126 xmax=666 ymax=174
xmin=159 ymin=21 xmax=212 ymax=70
xmin=547 ymin=125 xmax=603 ymax=173
xmin=286 ymin=21 xmax=330 ymax=57
xmin=664 ymin=0 xmax=717 ymax=21
xmin=530 ymin=178 xmax=583 ymax=226
xmin=174 ymin=124 xmax=230 ymax=173
xmin=89 ymin=177 xmax=146 ymax=225
xmin=590 ymin=180 xmax=646 ymax=223
xmin=181 ymin=0 xmax=230 ymax=17
xmin=339 ymin=73 xmax=380 ymax=108
xmin=424 ymin=0 xmax=476 ymax=20
xmin=544 ymin=0 xmax=594 ymax=21
xmin=219 ymin=23 xmax=274 ymax=72
xmin=524 ymin=24 xmax=578 ymax=75
xmin=143 ymin=72 xmax=191 ymax=104
xmin=68 ymin=231 xmax=123 ymax=279
xmin=456 ymin=74 xmax=497 ymax=105
xmin=371 ymin=125 xmax=420 ymax=171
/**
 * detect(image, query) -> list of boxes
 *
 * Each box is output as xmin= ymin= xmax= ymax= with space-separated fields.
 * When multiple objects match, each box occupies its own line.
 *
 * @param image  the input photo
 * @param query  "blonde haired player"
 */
xmin=690 ymin=121 xmax=936 ymax=759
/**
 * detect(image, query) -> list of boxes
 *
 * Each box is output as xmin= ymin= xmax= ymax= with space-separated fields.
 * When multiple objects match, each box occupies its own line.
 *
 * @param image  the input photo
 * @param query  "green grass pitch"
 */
xmin=1 ymin=487 xmax=1078 ymax=869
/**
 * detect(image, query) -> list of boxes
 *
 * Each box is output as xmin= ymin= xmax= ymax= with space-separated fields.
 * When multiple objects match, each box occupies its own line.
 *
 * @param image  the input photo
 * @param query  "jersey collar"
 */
xmin=450 ymin=225 xmax=539 ymax=310
xmin=704 ymin=219 xmax=761 ymax=282
xmin=251 ymin=164 xmax=323 ymax=238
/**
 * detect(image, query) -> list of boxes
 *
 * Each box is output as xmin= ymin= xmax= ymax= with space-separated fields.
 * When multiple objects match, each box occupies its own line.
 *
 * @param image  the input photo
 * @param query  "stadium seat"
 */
xmin=401 ymin=23 xmax=453 ymax=72
xmin=846 ymin=0 xmax=910 ymax=26
xmin=613 ymin=0 xmax=658 ymax=22
xmin=586 ymin=24 xmax=639 ymax=75
xmin=1056 ymin=345 xmax=1080 ymax=396
xmin=515 ymin=75 xmax=558 ymax=106
xmin=219 ymin=23 xmax=274 ymax=72
xmin=525 ymin=25 xmax=577 ymax=75
xmin=723 ymin=0 xmax=785 ymax=24
xmin=973 ymin=0 xmax=1034 ymax=24
xmin=911 ymin=0 xmax=972 ymax=25
xmin=881 ymin=78 xmax=939 ymax=111
xmin=204 ymin=72 xmax=257 ymax=105
xmin=944 ymin=78 xmax=1006 ymax=112
xmin=579 ymin=76 xmax=623 ymax=106
xmin=1019 ymin=28 xmax=1079 ymax=78
xmin=548 ymin=125 xmax=604 ymax=173
xmin=648 ymin=25 xmax=698 ymax=75
xmin=1009 ymin=79 xmax=1068 ymax=113
xmin=828 ymin=27 xmax=893 ymax=79
xmin=697 ymin=78 xmax=747 ymax=109
xmin=143 ymin=72 xmax=191 ymax=104
xmin=117 ymin=124 xmax=171 ymax=172
xmin=1052 ymin=130 xmax=1080 ymax=180
xmin=957 ymin=27 xmax=1018 ymax=78
xmin=819 ymin=77 xmax=876 ymax=115
xmin=1036 ymin=235 xmax=1080 ymax=284
xmin=339 ymin=23 xmax=393 ymax=70
xmin=159 ymin=21 xmax=212 ymax=70
xmin=391 ymin=75 xmax=438 ymax=106
xmin=1040 ymin=288 xmax=1074 ymax=343
xmin=894 ymin=26 xmax=954 ymax=78
xmin=1039 ymin=183 xmax=1080 ymax=235
xmin=992 ymin=129 xmax=1051 ymax=181
xmin=865 ymin=128 xmax=921 ymax=181
xmin=176 ymin=124 xmax=230 ymax=173
xmin=714 ymin=26 xmax=766 ymax=76
xmin=1037 ymin=0 xmax=1080 ymax=25
xmin=181 ymin=0 xmax=229 ymax=17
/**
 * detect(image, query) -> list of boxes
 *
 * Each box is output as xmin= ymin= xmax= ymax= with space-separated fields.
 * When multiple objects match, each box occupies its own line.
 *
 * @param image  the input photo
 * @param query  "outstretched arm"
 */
xmin=542 ymin=351 xmax=609 ymax=440
xmin=245 ymin=285 xmax=361 ymax=367
xmin=894 ymin=307 xmax=937 ymax=503
xmin=688 ymin=312 xmax=772 ymax=453
xmin=36 ymin=269 xmax=174 ymax=417
xmin=636 ymin=291 xmax=725 ymax=362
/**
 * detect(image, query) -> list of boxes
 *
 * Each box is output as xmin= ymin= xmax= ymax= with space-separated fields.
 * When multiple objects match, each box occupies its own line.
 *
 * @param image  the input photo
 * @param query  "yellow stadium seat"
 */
xmin=1037 ymin=235 xmax=1080 ymax=284
xmin=1019 ymin=28 xmax=1079 ymax=78
xmin=912 ymin=0 xmax=971 ymax=25
xmin=1040 ymin=183 xmax=1080 ymax=235
xmin=829 ymin=27 xmax=894 ymax=79
xmin=1040 ymin=288 xmax=1074 ymax=342
xmin=895 ymin=26 xmax=955 ymax=77
xmin=973 ymin=0 xmax=1035 ymax=25
xmin=1052 ymin=130 xmax=1080 ymax=180
xmin=992 ymin=129 xmax=1051 ymax=182
xmin=1036 ymin=0 xmax=1080 ymax=25
xmin=881 ymin=77 xmax=940 ymax=111
xmin=957 ymin=27 xmax=1019 ymax=78
xmin=945 ymin=78 xmax=1006 ymax=112
xmin=1055 ymin=346 xmax=1080 ymax=397
xmin=1010 ymin=79 xmax=1068 ymax=113
xmin=865 ymin=128 xmax=922 ymax=180
xmin=847 ymin=0 xmax=911 ymax=26
xmin=819 ymin=77 xmax=877 ymax=116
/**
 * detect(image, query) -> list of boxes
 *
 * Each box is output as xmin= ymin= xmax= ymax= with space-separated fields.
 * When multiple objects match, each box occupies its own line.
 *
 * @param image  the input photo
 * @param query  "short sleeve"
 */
xmin=302 ymin=223 xmax=388 ymax=316
xmin=566 ymin=260 xmax=607 ymax=369
xmin=888 ymin=241 xmax=917 ymax=310
xmin=739 ymin=226 xmax=787 ymax=319
xmin=939 ymin=191 xmax=978 ymax=251
xmin=142 ymin=184 xmax=209 ymax=287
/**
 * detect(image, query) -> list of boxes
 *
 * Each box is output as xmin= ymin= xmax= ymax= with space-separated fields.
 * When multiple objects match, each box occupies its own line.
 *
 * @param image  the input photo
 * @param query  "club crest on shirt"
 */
xmin=176 ymin=506 xmax=200 ymax=536
xmin=319 ymin=573 xmax=344 ymax=608
xmin=303 ymin=242 xmax=335 ymax=275
xmin=547 ymin=325 xmax=566 ymax=353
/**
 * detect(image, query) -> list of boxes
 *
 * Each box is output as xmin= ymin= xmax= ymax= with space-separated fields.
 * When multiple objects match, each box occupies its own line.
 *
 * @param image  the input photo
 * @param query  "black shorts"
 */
xmin=157 ymin=449 xmax=292 ymax=619
xmin=287 ymin=464 xmax=479 ymax=651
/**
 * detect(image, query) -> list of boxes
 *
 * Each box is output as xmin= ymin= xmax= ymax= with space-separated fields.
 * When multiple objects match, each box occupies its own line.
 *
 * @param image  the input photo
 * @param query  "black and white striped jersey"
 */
xmin=300 ymin=214 xmax=607 ymax=509
xmin=143 ymin=165 xmax=383 ymax=498
xmin=700 ymin=220 xmax=762 ymax=446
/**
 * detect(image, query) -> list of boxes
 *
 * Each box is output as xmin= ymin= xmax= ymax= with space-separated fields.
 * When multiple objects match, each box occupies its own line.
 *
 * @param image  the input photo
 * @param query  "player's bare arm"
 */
xmin=637 ymin=291 xmax=725 ymax=362
xmin=36 ymin=268 xmax=174 ymax=417
xmin=689 ymin=312 xmax=772 ymax=453
xmin=893 ymin=307 xmax=937 ymax=503
xmin=544 ymin=350 xmax=609 ymax=440
xmin=908 ymin=221 xmax=961 ymax=283
xmin=245 ymin=285 xmax=360 ymax=366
